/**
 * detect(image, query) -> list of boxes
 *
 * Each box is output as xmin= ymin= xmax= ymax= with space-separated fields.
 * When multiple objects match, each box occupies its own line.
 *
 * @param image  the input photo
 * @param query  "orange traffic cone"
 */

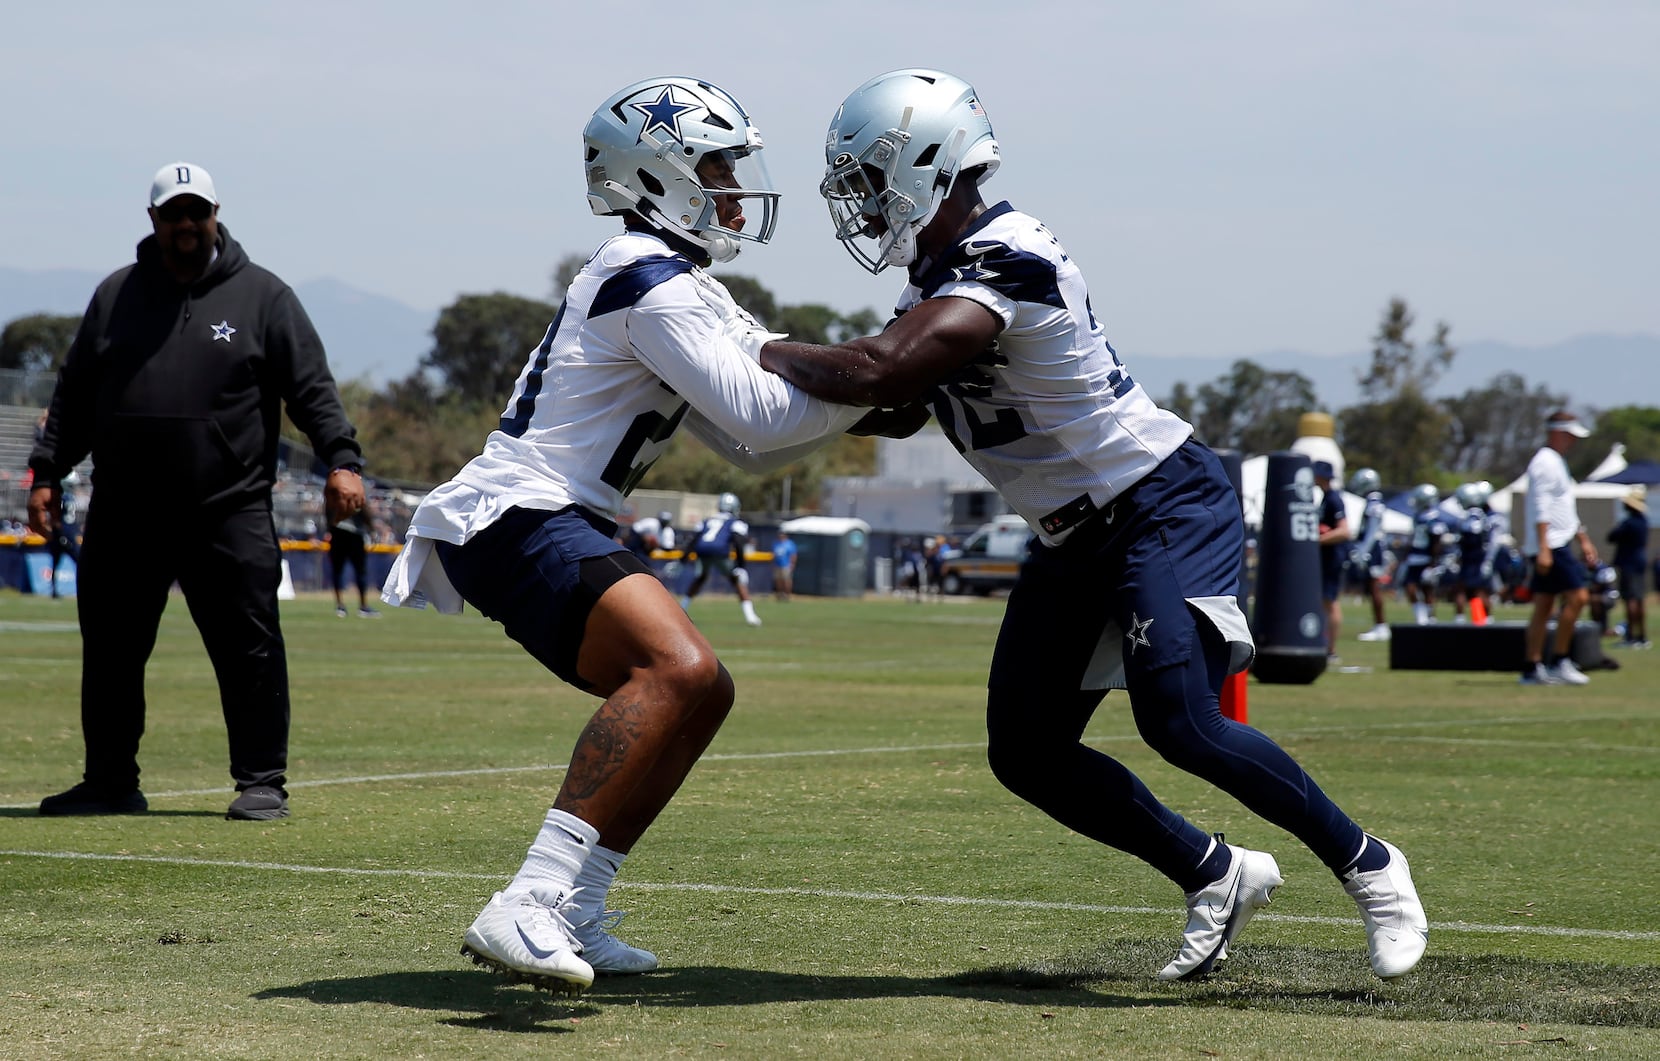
xmin=1469 ymin=596 xmax=1488 ymax=626
xmin=1220 ymin=670 xmax=1248 ymax=723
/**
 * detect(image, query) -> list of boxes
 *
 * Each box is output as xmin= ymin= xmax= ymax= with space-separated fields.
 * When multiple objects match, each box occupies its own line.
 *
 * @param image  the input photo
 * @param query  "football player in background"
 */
xmin=1347 ymin=468 xmax=1393 ymax=641
xmin=1449 ymin=481 xmax=1499 ymax=622
xmin=1398 ymin=484 xmax=1449 ymax=625
xmin=679 ymin=492 xmax=762 ymax=625
xmin=383 ymin=77 xmax=878 ymax=991
xmin=759 ymin=69 xmax=1426 ymax=982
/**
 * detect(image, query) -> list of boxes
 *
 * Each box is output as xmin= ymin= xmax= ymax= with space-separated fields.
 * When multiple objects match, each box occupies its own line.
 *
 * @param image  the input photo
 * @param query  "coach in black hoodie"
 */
xmin=27 ymin=161 xmax=365 ymax=821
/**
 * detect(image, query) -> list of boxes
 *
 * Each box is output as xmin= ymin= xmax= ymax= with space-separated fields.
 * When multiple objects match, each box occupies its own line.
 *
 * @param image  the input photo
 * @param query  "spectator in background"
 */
xmin=1520 ymin=412 xmax=1598 ymax=685
xmin=44 ymin=472 xmax=84 ymax=598
xmin=771 ymin=528 xmax=798 ymax=601
xmin=1608 ymin=487 xmax=1649 ymax=648
xmin=330 ymin=498 xmax=380 ymax=618
xmin=28 ymin=161 xmax=364 ymax=820
xmin=1313 ymin=462 xmax=1349 ymax=661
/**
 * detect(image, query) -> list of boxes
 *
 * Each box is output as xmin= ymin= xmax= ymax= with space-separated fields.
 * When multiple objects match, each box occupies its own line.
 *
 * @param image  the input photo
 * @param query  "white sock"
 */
xmin=569 ymin=844 xmax=626 ymax=926
xmin=506 ymin=808 xmax=598 ymax=907
xmin=1413 ymin=602 xmax=1430 ymax=625
xmin=741 ymin=600 xmax=759 ymax=623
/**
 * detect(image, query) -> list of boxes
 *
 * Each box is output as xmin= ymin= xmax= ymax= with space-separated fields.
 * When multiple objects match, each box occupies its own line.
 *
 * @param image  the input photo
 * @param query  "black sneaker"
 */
xmin=226 ymin=785 xmax=290 ymax=821
xmin=39 ymin=781 xmax=148 ymax=816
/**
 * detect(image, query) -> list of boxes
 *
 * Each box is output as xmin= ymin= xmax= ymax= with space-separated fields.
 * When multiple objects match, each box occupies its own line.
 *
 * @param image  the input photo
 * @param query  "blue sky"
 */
xmin=3 ymin=1 xmax=1655 ymax=359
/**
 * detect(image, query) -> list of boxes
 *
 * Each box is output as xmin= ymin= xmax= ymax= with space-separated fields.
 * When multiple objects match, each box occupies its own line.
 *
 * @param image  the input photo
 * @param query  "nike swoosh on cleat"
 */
xmin=515 ymin=922 xmax=558 ymax=960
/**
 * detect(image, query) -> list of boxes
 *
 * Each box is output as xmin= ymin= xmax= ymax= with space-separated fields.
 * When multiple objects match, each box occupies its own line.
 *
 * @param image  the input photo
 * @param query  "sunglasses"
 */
xmin=156 ymin=198 xmax=214 ymax=223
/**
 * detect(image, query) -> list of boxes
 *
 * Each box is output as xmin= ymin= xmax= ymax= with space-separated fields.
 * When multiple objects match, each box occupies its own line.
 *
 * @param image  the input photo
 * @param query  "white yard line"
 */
xmin=1 ymin=848 xmax=1653 ymax=942
xmin=5 ymin=713 xmax=1654 ymax=810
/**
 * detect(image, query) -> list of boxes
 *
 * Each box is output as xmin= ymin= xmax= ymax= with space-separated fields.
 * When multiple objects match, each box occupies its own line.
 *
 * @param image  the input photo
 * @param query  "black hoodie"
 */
xmin=29 ymin=225 xmax=362 ymax=511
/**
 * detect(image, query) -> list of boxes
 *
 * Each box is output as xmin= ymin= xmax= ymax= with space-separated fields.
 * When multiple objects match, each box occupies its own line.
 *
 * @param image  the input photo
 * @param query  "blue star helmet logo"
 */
xmin=630 ymin=85 xmax=701 ymax=145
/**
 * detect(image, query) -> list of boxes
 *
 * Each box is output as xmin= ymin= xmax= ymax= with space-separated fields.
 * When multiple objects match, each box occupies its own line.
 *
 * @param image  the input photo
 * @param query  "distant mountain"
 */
xmin=1129 ymin=333 xmax=1660 ymax=413
xmin=0 ymin=266 xmax=434 ymax=384
xmin=4 ymin=265 xmax=1654 ymax=408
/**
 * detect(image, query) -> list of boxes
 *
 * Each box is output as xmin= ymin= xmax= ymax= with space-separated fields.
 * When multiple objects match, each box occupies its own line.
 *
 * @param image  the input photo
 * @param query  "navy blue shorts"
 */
xmin=1399 ymin=558 xmax=1433 ymax=589
xmin=1320 ymin=562 xmax=1342 ymax=603
xmin=990 ymin=440 xmax=1243 ymax=692
xmin=435 ymin=505 xmax=651 ymax=689
xmin=1529 ymin=546 xmax=1587 ymax=595
xmin=1618 ymin=565 xmax=1647 ymax=601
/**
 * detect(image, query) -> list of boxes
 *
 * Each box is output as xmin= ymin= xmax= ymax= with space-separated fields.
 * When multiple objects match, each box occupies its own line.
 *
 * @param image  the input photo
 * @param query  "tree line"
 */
xmin=6 ymin=279 xmax=1655 ymax=504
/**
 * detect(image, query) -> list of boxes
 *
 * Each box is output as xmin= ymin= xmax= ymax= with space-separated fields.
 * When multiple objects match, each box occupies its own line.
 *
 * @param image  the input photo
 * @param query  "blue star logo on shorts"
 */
xmin=631 ymin=85 xmax=699 ymax=144
xmin=210 ymin=320 xmax=237 ymax=343
xmin=1127 ymin=613 xmax=1154 ymax=654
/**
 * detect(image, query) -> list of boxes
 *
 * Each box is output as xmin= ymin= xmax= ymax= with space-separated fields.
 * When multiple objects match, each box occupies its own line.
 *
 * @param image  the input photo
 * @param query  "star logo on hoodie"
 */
xmin=210 ymin=320 xmax=237 ymax=343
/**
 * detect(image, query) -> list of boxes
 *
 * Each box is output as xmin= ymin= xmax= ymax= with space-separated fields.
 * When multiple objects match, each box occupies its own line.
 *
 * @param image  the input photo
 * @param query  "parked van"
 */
xmin=938 ymin=515 xmax=1032 ymax=595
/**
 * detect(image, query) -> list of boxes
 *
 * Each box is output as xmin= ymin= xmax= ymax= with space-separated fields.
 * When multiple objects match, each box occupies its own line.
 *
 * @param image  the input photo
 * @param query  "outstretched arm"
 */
xmin=759 ymin=296 xmax=1003 ymax=408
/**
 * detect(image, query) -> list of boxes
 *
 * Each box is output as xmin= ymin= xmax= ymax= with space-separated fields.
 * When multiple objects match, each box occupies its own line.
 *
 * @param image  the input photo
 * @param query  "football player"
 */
xmin=1450 ymin=481 xmax=1499 ymax=622
xmin=1347 ymin=468 xmax=1393 ymax=641
xmin=679 ymin=492 xmax=762 ymax=625
xmin=383 ymin=77 xmax=876 ymax=991
xmin=758 ymin=70 xmax=1426 ymax=981
xmin=1398 ymin=484 xmax=1449 ymax=625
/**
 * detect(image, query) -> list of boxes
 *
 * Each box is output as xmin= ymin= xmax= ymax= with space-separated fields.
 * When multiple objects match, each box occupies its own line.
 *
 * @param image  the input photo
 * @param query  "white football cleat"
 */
xmin=1342 ymin=836 xmax=1428 ymax=979
xmin=461 ymin=891 xmax=594 ymax=993
xmin=1158 ymin=844 xmax=1283 ymax=981
xmin=573 ymin=909 xmax=659 ymax=974
xmin=1548 ymin=659 xmax=1591 ymax=686
xmin=1356 ymin=625 xmax=1391 ymax=642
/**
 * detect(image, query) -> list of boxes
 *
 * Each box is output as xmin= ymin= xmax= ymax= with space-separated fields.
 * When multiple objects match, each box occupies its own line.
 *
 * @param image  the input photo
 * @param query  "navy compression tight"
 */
xmin=985 ymin=627 xmax=1365 ymax=892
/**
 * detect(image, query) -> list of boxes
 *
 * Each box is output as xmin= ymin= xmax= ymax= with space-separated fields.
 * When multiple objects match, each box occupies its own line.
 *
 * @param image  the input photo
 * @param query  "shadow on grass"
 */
xmin=1016 ymin=939 xmax=1660 ymax=1029
xmin=255 ymin=962 xmax=1158 ymax=1030
xmin=0 ymin=807 xmax=224 ymax=818
xmin=256 ymin=942 xmax=1660 ymax=1031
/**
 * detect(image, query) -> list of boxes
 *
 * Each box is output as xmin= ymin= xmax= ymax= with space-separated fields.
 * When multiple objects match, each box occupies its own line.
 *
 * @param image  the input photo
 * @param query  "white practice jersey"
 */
xmin=383 ymin=232 xmax=862 ymax=611
xmin=900 ymin=203 xmax=1193 ymax=546
xmin=407 ymin=231 xmax=862 ymax=541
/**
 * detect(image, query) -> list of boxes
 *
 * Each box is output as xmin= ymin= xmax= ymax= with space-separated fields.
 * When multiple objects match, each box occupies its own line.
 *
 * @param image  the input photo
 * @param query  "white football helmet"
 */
xmin=1348 ymin=467 xmax=1381 ymax=496
xmin=820 ymin=69 xmax=1001 ymax=273
xmin=1408 ymin=483 xmax=1440 ymax=512
xmin=583 ymin=77 xmax=779 ymax=263
xmin=718 ymin=492 xmax=741 ymax=515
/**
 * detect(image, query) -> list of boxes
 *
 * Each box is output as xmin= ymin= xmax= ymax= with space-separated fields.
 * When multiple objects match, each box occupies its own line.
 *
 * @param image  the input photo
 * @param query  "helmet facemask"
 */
xmin=821 ymin=108 xmax=968 ymax=274
xmin=820 ymin=70 xmax=1000 ymax=275
xmin=585 ymin=78 xmax=781 ymax=263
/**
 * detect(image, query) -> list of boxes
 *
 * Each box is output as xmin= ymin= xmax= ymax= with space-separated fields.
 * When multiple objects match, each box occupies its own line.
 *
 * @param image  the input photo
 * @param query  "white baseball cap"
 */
xmin=1545 ymin=414 xmax=1590 ymax=438
xmin=150 ymin=162 xmax=218 ymax=207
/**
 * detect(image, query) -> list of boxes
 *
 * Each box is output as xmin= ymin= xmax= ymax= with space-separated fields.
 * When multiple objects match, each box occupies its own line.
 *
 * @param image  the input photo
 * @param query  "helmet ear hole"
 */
xmin=913 ymin=143 xmax=939 ymax=167
xmin=636 ymin=169 xmax=665 ymax=197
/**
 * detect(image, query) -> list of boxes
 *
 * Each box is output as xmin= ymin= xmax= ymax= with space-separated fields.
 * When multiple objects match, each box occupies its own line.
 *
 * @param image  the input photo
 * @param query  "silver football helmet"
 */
xmin=1408 ymin=483 xmax=1440 ymax=512
xmin=1453 ymin=481 xmax=1492 ymax=509
xmin=583 ymin=77 xmax=779 ymax=263
xmin=1348 ymin=467 xmax=1381 ymax=496
xmin=820 ymin=69 xmax=1001 ymax=273
xmin=718 ymin=492 xmax=741 ymax=515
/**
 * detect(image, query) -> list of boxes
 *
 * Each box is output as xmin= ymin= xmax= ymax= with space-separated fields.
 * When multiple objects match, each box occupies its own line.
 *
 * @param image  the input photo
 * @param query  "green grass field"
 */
xmin=2 ymin=589 xmax=1657 ymax=1059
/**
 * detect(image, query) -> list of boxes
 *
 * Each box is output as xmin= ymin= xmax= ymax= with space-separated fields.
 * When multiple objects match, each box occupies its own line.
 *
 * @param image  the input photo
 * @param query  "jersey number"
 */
xmin=601 ymin=405 xmax=688 ymax=494
xmin=933 ymin=384 xmax=1028 ymax=453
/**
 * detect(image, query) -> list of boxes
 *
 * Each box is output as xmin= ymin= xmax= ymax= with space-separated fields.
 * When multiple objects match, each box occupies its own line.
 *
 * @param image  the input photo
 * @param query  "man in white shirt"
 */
xmin=1520 ymin=411 xmax=1600 ymax=685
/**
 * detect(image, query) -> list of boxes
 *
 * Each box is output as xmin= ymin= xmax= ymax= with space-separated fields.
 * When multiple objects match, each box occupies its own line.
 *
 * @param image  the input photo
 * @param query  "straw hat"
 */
xmin=1624 ymin=486 xmax=1647 ymax=514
